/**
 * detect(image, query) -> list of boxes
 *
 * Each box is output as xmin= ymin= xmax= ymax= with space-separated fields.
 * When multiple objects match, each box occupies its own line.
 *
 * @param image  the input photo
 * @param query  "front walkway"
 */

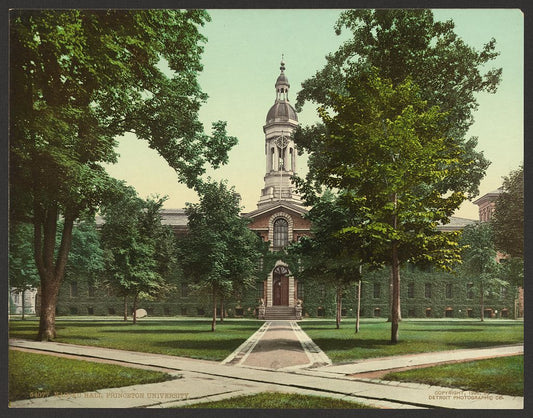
xmin=222 ymin=320 xmax=331 ymax=370
xmin=9 ymin=322 xmax=524 ymax=409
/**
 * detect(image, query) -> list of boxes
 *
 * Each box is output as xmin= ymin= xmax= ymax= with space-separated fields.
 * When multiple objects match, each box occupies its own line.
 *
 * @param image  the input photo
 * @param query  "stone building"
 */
xmin=51 ymin=61 xmax=521 ymax=320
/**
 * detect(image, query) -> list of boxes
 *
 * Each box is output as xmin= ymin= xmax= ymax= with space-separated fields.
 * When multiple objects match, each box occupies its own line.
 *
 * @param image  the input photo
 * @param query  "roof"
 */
xmin=244 ymin=201 xmax=309 ymax=219
xmin=437 ymin=216 xmax=477 ymax=232
xmin=266 ymin=101 xmax=298 ymax=124
xmin=472 ymin=188 xmax=503 ymax=206
xmin=95 ymin=208 xmax=188 ymax=229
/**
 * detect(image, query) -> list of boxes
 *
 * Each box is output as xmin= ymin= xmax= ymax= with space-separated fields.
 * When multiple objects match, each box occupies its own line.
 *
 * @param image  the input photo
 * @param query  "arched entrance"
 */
xmin=272 ymin=265 xmax=290 ymax=306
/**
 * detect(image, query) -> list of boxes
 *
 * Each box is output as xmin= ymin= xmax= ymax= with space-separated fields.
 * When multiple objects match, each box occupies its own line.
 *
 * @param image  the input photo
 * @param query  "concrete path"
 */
xmin=9 ymin=331 xmax=524 ymax=409
xmin=222 ymin=320 xmax=331 ymax=370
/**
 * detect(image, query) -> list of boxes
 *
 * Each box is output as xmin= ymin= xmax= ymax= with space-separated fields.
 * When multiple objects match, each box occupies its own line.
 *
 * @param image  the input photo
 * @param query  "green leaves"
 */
xmin=491 ymin=166 xmax=523 ymax=258
xmin=100 ymin=183 xmax=176 ymax=300
xmin=179 ymin=180 xmax=263 ymax=299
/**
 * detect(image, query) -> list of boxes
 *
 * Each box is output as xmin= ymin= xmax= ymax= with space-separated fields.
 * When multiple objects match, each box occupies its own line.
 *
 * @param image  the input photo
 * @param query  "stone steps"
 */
xmin=265 ymin=306 xmax=297 ymax=320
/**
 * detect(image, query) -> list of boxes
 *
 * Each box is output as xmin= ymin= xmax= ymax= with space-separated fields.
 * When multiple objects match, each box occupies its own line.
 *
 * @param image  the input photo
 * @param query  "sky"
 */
xmin=104 ymin=9 xmax=524 ymax=220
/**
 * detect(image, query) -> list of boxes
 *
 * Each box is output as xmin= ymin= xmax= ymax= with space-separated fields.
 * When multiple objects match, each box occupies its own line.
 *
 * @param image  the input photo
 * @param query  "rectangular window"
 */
xmin=425 ymin=283 xmax=432 ymax=298
xmin=408 ymin=308 xmax=415 ymax=317
xmin=467 ymin=283 xmax=474 ymax=299
xmin=70 ymin=282 xmax=78 ymax=298
xmin=373 ymin=283 xmax=381 ymax=299
xmin=297 ymin=283 xmax=304 ymax=300
xmin=87 ymin=307 xmax=94 ymax=315
xmin=407 ymin=283 xmax=415 ymax=299
xmin=500 ymin=286 xmax=508 ymax=299
xmin=446 ymin=283 xmax=453 ymax=299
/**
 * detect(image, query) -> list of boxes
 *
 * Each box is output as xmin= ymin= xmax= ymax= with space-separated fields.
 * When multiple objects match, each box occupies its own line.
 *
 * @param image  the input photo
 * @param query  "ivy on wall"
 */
xmin=54 ymin=265 xmax=518 ymax=319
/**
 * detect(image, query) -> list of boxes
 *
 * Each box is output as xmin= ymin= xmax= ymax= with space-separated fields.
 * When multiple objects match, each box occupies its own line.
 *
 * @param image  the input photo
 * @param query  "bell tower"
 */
xmin=257 ymin=58 xmax=303 ymax=209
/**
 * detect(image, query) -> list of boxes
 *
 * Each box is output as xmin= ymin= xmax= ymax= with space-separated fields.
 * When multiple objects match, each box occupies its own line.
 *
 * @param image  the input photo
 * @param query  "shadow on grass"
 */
xmin=311 ymin=338 xmax=393 ymax=351
xmin=153 ymin=338 xmax=246 ymax=351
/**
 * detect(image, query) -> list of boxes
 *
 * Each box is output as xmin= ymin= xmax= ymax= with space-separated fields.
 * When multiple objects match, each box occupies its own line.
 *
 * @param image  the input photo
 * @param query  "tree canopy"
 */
xmin=178 ymin=180 xmax=264 ymax=331
xmin=289 ymin=190 xmax=362 ymax=328
xmin=293 ymin=10 xmax=500 ymax=343
xmin=459 ymin=222 xmax=505 ymax=321
xmin=9 ymin=10 xmax=237 ymax=339
xmin=100 ymin=184 xmax=177 ymax=323
xmin=491 ymin=165 xmax=524 ymax=258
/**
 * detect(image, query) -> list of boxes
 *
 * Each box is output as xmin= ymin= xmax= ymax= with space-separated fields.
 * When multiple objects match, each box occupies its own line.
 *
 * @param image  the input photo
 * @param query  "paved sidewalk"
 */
xmin=222 ymin=320 xmax=331 ymax=370
xmin=314 ymin=344 xmax=524 ymax=375
xmin=9 ymin=336 xmax=523 ymax=409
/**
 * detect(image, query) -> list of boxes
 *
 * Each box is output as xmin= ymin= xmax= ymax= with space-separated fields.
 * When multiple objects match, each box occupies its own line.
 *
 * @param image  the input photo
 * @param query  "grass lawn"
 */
xmin=300 ymin=319 xmax=523 ymax=363
xmin=9 ymin=317 xmax=264 ymax=361
xmin=9 ymin=349 xmax=176 ymax=402
xmin=383 ymin=355 xmax=523 ymax=396
xmin=181 ymin=392 xmax=372 ymax=409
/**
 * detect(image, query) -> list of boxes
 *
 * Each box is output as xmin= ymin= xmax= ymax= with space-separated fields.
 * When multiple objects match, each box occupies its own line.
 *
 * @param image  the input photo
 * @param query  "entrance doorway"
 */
xmin=273 ymin=266 xmax=290 ymax=306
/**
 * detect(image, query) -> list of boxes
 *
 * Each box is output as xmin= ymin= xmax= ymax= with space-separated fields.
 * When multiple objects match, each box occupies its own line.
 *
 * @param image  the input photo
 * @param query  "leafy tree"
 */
xmin=9 ymin=223 xmax=40 ymax=319
xmin=10 ymin=10 xmax=237 ymax=340
xmin=179 ymin=180 xmax=263 ymax=331
xmin=63 ymin=216 xmax=105 ymax=284
xmin=289 ymin=191 xmax=362 ymax=329
xmin=296 ymin=9 xmax=499 ymax=194
xmin=492 ymin=166 xmax=523 ymax=258
xmin=459 ymin=222 xmax=505 ymax=321
xmin=295 ymin=69 xmax=467 ymax=344
xmin=100 ymin=184 xmax=177 ymax=324
xmin=293 ymin=10 xmax=500 ymax=344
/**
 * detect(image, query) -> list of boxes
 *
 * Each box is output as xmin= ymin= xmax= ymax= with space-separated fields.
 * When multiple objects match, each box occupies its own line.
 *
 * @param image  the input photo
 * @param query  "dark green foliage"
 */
xmin=383 ymin=355 xmax=523 ymax=396
xmin=459 ymin=222 xmax=507 ymax=321
xmin=100 ymin=183 xmax=178 ymax=323
xmin=181 ymin=392 xmax=372 ymax=409
xmin=9 ymin=223 xmax=40 ymax=317
xmin=288 ymin=191 xmax=362 ymax=328
xmin=293 ymin=10 xmax=500 ymax=343
xmin=64 ymin=216 xmax=105 ymax=282
xmin=296 ymin=9 xmax=499 ymax=193
xmin=9 ymin=349 xmax=176 ymax=401
xmin=491 ymin=166 xmax=523 ymax=287
xmin=178 ymin=180 xmax=264 ymax=330
xmin=492 ymin=166 xmax=523 ymax=258
xmin=10 ymin=9 xmax=237 ymax=340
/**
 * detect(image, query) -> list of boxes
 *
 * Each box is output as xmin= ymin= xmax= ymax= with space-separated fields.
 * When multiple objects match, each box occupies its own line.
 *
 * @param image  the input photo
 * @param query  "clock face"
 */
xmin=275 ymin=135 xmax=289 ymax=148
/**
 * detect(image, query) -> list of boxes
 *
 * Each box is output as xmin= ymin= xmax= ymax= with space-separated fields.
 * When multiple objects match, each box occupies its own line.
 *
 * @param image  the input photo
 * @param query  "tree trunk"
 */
xmin=123 ymin=295 xmax=128 ymax=321
xmin=219 ymin=297 xmax=224 ymax=322
xmin=355 ymin=279 xmax=361 ymax=333
xmin=336 ymin=288 xmax=342 ymax=329
xmin=390 ymin=192 xmax=400 ymax=344
xmin=21 ymin=289 xmax=26 ymax=320
xmin=480 ymin=280 xmax=484 ymax=322
xmin=132 ymin=292 xmax=138 ymax=324
xmin=35 ymin=207 xmax=74 ymax=341
xmin=211 ymin=287 xmax=216 ymax=332
xmin=37 ymin=274 xmax=60 ymax=340
xmin=387 ymin=267 xmax=402 ymax=322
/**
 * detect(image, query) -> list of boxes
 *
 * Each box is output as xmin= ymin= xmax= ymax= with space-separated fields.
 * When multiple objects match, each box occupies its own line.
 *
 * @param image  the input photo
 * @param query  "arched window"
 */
xmin=273 ymin=218 xmax=289 ymax=247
